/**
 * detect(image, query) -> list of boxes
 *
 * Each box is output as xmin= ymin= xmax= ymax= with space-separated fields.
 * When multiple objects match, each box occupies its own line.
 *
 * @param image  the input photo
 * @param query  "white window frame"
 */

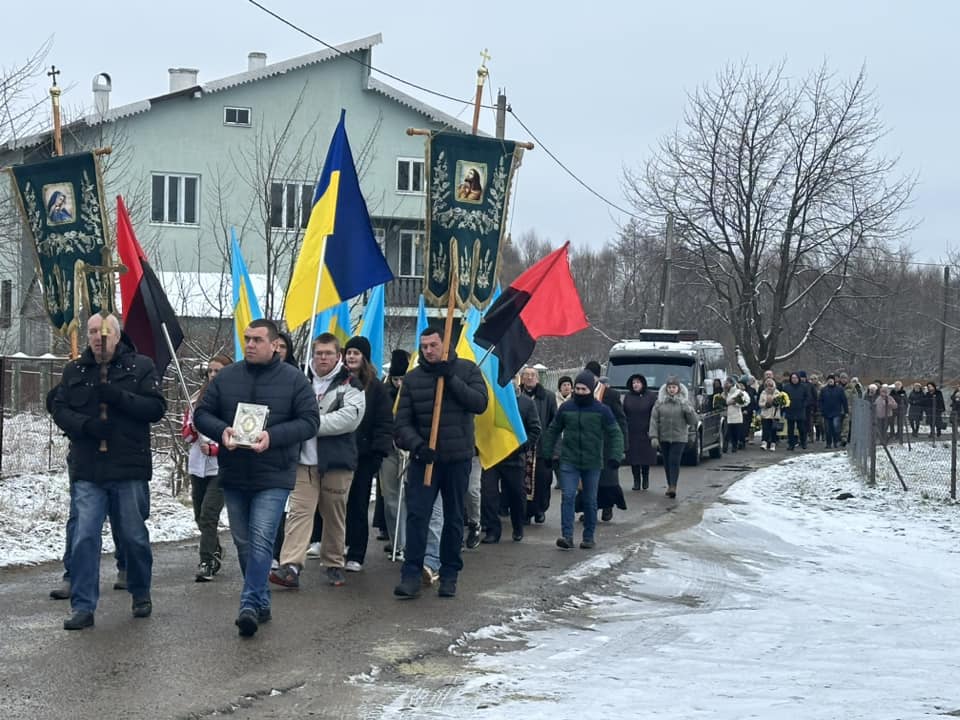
xmin=269 ymin=180 xmax=314 ymax=231
xmin=150 ymin=172 xmax=200 ymax=226
xmin=373 ymin=227 xmax=386 ymax=254
xmin=224 ymin=106 xmax=252 ymax=127
xmin=398 ymin=230 xmax=424 ymax=277
xmin=396 ymin=157 xmax=425 ymax=194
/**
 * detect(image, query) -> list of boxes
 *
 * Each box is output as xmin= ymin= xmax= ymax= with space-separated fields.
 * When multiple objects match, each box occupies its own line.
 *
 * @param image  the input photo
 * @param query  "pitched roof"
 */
xmin=3 ymin=33 xmax=475 ymax=151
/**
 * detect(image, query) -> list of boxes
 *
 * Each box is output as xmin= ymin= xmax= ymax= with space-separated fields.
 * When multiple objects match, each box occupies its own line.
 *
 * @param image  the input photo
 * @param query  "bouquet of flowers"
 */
xmin=735 ymin=391 xmax=749 ymax=406
xmin=712 ymin=394 xmax=725 ymax=410
xmin=772 ymin=392 xmax=787 ymax=408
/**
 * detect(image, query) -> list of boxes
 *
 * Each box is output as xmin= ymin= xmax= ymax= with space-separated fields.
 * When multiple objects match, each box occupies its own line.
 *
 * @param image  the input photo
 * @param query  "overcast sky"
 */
xmin=5 ymin=1 xmax=956 ymax=260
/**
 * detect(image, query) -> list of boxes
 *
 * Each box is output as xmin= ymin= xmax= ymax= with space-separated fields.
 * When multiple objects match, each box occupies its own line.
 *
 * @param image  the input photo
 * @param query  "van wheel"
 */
xmin=683 ymin=433 xmax=702 ymax=466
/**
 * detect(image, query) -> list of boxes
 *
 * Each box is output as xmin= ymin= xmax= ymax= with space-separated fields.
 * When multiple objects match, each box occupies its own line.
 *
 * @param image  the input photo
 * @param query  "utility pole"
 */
xmin=495 ymin=89 xmax=507 ymax=140
xmin=658 ymin=213 xmax=674 ymax=328
xmin=939 ymin=265 xmax=950 ymax=387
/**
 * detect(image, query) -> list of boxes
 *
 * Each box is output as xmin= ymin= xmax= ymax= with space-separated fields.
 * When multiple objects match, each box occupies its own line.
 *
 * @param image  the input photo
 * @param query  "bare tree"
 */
xmin=629 ymin=62 xmax=915 ymax=376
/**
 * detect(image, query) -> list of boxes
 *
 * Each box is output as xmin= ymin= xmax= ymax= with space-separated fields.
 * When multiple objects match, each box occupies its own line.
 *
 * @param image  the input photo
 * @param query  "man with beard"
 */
xmin=518 ymin=366 xmax=557 ymax=523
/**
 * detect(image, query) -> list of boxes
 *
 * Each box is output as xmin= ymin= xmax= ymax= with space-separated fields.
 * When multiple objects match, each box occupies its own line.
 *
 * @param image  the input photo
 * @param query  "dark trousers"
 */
xmin=824 ymin=416 xmax=842 ymax=447
xmin=761 ymin=418 xmax=778 ymax=446
xmin=528 ymin=456 xmax=553 ymax=516
xmin=630 ymin=464 xmax=649 ymax=488
xmin=481 ymin=462 xmax=525 ymax=539
xmin=725 ymin=423 xmax=742 ymax=452
xmin=661 ymin=441 xmax=684 ymax=488
xmin=787 ymin=418 xmax=808 ymax=448
xmin=344 ymin=454 xmax=382 ymax=565
xmin=190 ymin=474 xmax=224 ymax=563
xmin=401 ymin=459 xmax=471 ymax=583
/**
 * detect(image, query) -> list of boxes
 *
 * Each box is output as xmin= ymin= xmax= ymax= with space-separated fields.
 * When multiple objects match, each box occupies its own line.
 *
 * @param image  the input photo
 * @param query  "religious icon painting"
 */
xmin=454 ymin=161 xmax=486 ymax=204
xmin=43 ymin=183 xmax=76 ymax=225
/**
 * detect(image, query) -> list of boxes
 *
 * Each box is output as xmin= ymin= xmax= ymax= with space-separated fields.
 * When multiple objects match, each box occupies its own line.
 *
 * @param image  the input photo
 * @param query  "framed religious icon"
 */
xmin=232 ymin=402 xmax=269 ymax=447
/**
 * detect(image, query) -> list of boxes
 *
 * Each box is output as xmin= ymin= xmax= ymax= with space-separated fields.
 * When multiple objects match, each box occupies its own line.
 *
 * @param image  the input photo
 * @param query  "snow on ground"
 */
xmin=372 ymin=452 xmax=960 ymax=719
xmin=0 ymin=463 xmax=199 ymax=569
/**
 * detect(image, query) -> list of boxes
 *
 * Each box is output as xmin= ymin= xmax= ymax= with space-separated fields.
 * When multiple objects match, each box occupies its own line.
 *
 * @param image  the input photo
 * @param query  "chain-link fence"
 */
xmin=847 ymin=396 xmax=958 ymax=500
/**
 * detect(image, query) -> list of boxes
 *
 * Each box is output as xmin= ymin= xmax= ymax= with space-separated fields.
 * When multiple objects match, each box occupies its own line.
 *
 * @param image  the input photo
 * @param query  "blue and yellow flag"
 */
xmin=358 ymin=284 xmax=385 ymax=377
xmin=312 ymin=300 xmax=352 ymax=346
xmin=415 ymin=293 xmax=429 ymax=350
xmin=285 ymin=109 xmax=394 ymax=330
xmin=456 ymin=305 xmax=527 ymax=470
xmin=231 ymin=228 xmax=263 ymax=360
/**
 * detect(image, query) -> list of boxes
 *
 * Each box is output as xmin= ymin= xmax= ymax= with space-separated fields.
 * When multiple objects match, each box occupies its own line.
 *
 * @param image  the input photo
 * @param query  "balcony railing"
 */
xmin=385 ymin=276 xmax=424 ymax=308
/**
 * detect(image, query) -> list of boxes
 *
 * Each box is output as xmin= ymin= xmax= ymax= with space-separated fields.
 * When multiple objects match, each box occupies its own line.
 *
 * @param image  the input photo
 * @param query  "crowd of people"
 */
xmin=51 ymin=314 xmax=946 ymax=637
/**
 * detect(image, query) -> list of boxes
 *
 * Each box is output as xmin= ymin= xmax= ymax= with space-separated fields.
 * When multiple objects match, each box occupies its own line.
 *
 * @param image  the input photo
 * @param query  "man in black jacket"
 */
xmin=518 ymin=366 xmax=557 ymax=523
xmin=393 ymin=327 xmax=487 ymax=599
xmin=480 ymin=391 xmax=541 ymax=543
xmin=195 ymin=319 xmax=319 ymax=637
xmin=51 ymin=313 xmax=166 ymax=631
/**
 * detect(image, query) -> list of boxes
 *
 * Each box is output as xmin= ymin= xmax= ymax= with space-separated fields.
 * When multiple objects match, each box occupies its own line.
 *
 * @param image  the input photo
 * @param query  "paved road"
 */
xmin=0 ymin=446 xmax=785 ymax=719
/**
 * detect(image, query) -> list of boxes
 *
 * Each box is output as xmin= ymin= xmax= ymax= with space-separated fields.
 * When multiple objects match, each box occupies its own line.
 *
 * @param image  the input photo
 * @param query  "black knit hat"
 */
xmin=557 ymin=375 xmax=573 ymax=390
xmin=389 ymin=349 xmax=410 ymax=377
xmin=575 ymin=370 xmax=597 ymax=392
xmin=345 ymin=336 xmax=371 ymax=363
xmin=584 ymin=361 xmax=602 ymax=377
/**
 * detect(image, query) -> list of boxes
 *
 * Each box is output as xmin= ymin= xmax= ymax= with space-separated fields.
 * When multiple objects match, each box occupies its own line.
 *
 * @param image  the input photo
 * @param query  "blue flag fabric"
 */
xmin=231 ymin=228 xmax=263 ymax=361
xmin=358 ymin=284 xmax=385 ymax=377
xmin=312 ymin=300 xmax=352 ymax=346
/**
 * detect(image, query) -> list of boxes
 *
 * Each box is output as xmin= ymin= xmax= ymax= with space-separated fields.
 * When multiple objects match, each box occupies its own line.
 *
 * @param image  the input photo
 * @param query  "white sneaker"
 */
xmin=421 ymin=566 xmax=439 ymax=587
xmin=306 ymin=542 xmax=322 ymax=557
xmin=344 ymin=560 xmax=363 ymax=573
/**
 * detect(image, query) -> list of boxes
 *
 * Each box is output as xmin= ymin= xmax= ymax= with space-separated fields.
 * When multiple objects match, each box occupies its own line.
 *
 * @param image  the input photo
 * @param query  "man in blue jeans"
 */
xmin=51 ymin=314 xmax=167 ymax=630
xmin=541 ymin=370 xmax=624 ymax=550
xmin=195 ymin=319 xmax=319 ymax=637
xmin=392 ymin=327 xmax=487 ymax=599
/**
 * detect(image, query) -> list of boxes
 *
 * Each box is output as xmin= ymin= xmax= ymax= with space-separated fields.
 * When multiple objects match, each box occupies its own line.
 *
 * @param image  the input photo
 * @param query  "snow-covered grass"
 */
xmin=371 ymin=452 xmax=960 ymax=719
xmin=0 ymin=464 xmax=199 ymax=569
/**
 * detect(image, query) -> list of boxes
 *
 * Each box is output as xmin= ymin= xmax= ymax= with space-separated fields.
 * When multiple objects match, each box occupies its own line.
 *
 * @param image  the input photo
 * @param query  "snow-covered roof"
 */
xmin=3 ymin=33 xmax=474 ymax=151
xmin=153 ymin=271 xmax=285 ymax=320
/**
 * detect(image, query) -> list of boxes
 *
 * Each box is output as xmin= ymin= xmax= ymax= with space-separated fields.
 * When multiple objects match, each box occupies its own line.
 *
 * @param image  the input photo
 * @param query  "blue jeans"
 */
xmin=661 ymin=441 xmax=685 ymax=488
xmin=425 ymin=494 xmax=443 ymax=572
xmin=222 ymin=487 xmax=288 ymax=613
xmin=70 ymin=479 xmax=152 ymax=613
xmin=401 ymin=459 xmax=470 ymax=583
xmin=63 ymin=483 xmax=131 ymax=580
xmin=558 ymin=463 xmax=600 ymax=542
xmin=824 ymin=416 xmax=842 ymax=446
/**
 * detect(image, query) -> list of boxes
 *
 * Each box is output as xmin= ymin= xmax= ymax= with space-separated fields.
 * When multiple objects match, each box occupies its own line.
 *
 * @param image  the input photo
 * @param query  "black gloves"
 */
xmin=542 ymin=457 xmax=553 ymax=470
xmin=607 ymin=458 xmax=621 ymax=470
xmin=97 ymin=383 xmax=124 ymax=406
xmin=84 ymin=418 xmax=114 ymax=441
xmin=433 ymin=360 xmax=455 ymax=378
xmin=414 ymin=445 xmax=437 ymax=464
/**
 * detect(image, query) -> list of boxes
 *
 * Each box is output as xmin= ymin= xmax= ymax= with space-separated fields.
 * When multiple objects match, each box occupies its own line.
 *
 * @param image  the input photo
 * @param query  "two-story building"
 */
xmin=0 ymin=34 xmax=468 ymax=357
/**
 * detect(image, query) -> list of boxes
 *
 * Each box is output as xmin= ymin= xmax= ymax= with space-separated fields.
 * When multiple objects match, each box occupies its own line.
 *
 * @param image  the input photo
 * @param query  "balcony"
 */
xmin=385 ymin=276 xmax=423 ymax=308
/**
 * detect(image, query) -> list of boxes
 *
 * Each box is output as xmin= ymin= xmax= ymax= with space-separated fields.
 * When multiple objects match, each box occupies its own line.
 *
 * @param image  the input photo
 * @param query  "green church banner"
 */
xmin=8 ymin=152 xmax=115 ymax=336
xmin=424 ymin=132 xmax=523 ymax=310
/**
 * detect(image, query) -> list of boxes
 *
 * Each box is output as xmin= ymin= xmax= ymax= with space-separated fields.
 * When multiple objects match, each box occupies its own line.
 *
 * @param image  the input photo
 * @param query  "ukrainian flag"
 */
xmin=312 ymin=300 xmax=353 ymax=347
xmin=456 ymin=305 xmax=527 ymax=470
xmin=357 ymin=284 xmax=385 ymax=377
xmin=231 ymin=228 xmax=263 ymax=360
xmin=285 ymin=109 xmax=394 ymax=331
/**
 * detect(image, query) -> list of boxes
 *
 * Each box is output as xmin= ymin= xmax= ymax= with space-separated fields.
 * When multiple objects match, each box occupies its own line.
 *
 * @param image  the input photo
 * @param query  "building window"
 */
xmin=270 ymin=182 xmax=313 ymax=230
xmin=373 ymin=227 xmax=386 ymax=254
xmin=396 ymin=158 xmax=424 ymax=194
xmin=398 ymin=230 xmax=424 ymax=277
xmin=0 ymin=280 xmax=10 ymax=329
xmin=224 ymin=107 xmax=252 ymax=127
xmin=151 ymin=173 xmax=199 ymax=225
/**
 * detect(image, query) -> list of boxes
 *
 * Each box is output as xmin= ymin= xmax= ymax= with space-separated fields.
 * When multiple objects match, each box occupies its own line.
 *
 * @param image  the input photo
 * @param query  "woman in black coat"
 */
xmin=623 ymin=373 xmax=657 ymax=491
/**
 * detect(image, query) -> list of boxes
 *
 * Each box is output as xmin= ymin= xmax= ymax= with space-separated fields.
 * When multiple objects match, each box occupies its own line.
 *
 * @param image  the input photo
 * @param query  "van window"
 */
xmin=607 ymin=358 xmax=695 ymax=390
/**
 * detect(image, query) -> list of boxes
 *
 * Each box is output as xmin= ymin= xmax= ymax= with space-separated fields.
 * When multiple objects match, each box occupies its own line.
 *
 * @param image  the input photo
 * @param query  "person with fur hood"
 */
xmin=649 ymin=376 xmax=698 ymax=499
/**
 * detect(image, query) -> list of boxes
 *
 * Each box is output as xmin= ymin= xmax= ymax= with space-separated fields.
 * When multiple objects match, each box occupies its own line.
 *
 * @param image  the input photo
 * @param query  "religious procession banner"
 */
xmin=424 ymin=132 xmax=523 ymax=310
xmin=8 ymin=151 xmax=114 ymax=335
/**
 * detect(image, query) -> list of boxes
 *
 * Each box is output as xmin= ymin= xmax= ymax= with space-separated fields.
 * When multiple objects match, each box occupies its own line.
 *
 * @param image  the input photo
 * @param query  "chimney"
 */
xmin=248 ymin=52 xmax=267 ymax=72
xmin=92 ymin=73 xmax=112 ymax=116
xmin=168 ymin=67 xmax=199 ymax=93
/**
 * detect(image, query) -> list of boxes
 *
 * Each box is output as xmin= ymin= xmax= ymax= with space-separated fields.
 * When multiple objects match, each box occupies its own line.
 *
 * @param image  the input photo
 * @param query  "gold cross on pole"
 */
xmin=47 ymin=65 xmax=60 ymax=87
xmin=479 ymin=48 xmax=492 ymax=69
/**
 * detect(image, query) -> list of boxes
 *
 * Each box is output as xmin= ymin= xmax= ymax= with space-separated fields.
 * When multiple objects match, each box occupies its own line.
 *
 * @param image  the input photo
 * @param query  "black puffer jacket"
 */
xmin=194 ymin=356 xmax=320 ymax=491
xmin=357 ymin=377 xmax=395 ymax=458
xmin=394 ymin=350 xmax=487 ymax=462
xmin=52 ymin=335 xmax=166 ymax=483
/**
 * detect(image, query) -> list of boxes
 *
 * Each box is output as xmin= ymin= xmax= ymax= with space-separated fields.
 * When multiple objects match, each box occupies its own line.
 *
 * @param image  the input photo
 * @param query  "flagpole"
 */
xmin=423 ymin=239 xmax=459 ymax=488
xmin=304 ymin=234 xmax=330 ymax=376
xmin=162 ymin=322 xmax=193 ymax=414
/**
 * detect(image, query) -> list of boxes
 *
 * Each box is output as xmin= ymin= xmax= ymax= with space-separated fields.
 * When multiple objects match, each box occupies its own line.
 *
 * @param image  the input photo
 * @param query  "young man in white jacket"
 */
xmin=270 ymin=333 xmax=365 ymax=588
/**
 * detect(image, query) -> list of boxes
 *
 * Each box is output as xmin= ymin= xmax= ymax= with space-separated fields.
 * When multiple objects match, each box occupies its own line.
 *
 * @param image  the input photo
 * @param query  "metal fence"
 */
xmin=847 ymin=397 xmax=958 ymax=500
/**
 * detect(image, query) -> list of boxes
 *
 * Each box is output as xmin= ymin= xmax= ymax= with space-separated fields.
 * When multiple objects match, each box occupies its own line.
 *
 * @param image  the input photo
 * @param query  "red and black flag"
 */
xmin=474 ymin=242 xmax=588 ymax=386
xmin=116 ymin=195 xmax=183 ymax=376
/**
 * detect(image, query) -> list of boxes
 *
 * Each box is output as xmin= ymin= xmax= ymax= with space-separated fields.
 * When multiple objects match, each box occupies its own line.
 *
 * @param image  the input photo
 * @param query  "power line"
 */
xmin=244 ymin=0 xmax=637 ymax=223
